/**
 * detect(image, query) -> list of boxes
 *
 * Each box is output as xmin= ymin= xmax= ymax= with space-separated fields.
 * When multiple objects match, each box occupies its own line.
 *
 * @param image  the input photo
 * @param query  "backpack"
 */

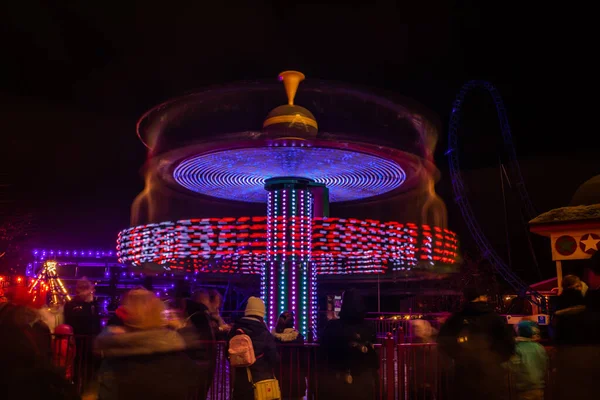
xmin=229 ymin=328 xmax=257 ymax=367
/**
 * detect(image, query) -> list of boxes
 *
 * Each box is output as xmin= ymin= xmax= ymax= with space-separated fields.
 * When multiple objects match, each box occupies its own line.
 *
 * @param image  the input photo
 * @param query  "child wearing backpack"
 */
xmin=228 ymin=297 xmax=279 ymax=400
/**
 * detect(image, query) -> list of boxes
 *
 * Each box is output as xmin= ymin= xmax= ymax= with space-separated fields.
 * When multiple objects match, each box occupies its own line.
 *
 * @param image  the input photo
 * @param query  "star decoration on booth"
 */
xmin=579 ymin=233 xmax=600 ymax=255
xmin=555 ymin=235 xmax=577 ymax=256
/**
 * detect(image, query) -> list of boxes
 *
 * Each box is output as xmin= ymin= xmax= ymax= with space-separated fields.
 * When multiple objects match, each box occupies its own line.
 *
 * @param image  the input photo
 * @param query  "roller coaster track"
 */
xmin=446 ymin=80 xmax=545 ymax=309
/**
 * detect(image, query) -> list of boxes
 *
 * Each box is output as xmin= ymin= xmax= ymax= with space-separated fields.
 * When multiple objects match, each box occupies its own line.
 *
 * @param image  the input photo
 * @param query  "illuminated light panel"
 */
xmin=172 ymin=147 xmax=406 ymax=203
xmin=117 ymin=217 xmax=458 ymax=276
xmin=264 ymin=186 xmax=315 ymax=339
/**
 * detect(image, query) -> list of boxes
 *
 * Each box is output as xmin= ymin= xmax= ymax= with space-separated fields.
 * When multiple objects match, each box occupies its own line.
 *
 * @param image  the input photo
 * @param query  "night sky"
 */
xmin=1 ymin=3 xmax=596 ymax=281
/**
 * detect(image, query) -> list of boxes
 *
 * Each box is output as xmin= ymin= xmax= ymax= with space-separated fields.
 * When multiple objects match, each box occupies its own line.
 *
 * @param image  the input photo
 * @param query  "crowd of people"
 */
xmin=1 ymin=274 xmax=599 ymax=399
xmin=412 ymin=274 xmax=599 ymax=400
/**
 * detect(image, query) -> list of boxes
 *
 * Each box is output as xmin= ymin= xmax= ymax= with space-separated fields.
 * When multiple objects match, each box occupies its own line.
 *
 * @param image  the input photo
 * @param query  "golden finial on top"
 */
xmin=278 ymin=71 xmax=305 ymax=106
xmin=262 ymin=70 xmax=317 ymax=138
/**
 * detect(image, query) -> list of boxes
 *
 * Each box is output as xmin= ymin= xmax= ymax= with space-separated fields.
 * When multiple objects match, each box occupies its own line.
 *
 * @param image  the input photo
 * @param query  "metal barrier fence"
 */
xmin=50 ymin=335 xmax=556 ymax=400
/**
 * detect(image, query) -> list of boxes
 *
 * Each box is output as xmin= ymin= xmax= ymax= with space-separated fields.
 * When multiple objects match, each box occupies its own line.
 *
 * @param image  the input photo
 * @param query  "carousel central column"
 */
xmin=263 ymin=177 xmax=316 ymax=339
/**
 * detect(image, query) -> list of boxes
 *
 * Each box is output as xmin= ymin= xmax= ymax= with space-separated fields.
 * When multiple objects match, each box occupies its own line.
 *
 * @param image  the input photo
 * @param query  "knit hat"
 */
xmin=245 ymin=296 xmax=265 ymax=318
xmin=516 ymin=320 xmax=540 ymax=339
xmin=116 ymin=288 xmax=166 ymax=330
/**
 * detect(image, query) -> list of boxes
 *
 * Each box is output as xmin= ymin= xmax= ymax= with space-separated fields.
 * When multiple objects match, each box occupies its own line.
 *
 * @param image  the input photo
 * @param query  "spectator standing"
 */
xmin=94 ymin=288 xmax=203 ymax=399
xmin=64 ymin=278 xmax=101 ymax=336
xmin=438 ymin=287 xmax=515 ymax=400
xmin=228 ymin=297 xmax=279 ymax=400
xmin=318 ymin=289 xmax=379 ymax=400
xmin=509 ymin=321 xmax=548 ymax=400
xmin=553 ymin=289 xmax=600 ymax=400
xmin=181 ymin=289 xmax=216 ymax=399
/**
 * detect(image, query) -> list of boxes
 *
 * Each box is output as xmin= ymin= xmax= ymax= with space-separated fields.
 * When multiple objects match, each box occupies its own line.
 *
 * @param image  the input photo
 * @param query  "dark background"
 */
xmin=0 ymin=2 xmax=595 ymax=283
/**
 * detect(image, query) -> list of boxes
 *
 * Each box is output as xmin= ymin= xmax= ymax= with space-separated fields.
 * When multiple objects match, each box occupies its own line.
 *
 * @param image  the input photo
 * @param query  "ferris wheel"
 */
xmin=446 ymin=80 xmax=544 ymax=308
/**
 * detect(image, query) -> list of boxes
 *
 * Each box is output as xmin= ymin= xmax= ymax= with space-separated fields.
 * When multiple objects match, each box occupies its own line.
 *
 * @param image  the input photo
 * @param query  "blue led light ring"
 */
xmin=172 ymin=147 xmax=406 ymax=203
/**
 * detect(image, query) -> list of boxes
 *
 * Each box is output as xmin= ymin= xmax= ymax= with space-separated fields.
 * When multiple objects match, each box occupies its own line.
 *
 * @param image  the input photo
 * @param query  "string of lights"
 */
xmin=262 ymin=186 xmax=316 ymax=337
xmin=117 ymin=217 xmax=458 ymax=275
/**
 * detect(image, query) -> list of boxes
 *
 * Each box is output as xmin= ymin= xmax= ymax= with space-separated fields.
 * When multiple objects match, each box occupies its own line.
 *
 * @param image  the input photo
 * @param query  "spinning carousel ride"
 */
xmin=117 ymin=71 xmax=459 ymax=339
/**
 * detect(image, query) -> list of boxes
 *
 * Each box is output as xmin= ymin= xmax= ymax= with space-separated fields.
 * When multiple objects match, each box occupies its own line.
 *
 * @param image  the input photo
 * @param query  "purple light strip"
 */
xmin=34 ymin=249 xmax=115 ymax=257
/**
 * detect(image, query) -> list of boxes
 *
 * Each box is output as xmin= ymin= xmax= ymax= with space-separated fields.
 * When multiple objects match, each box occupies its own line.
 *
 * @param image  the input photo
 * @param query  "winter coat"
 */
xmin=552 ymin=305 xmax=586 ymax=345
xmin=437 ymin=302 xmax=515 ymax=400
xmin=509 ymin=338 xmax=548 ymax=392
xmin=318 ymin=318 xmax=379 ymax=400
xmin=94 ymin=326 xmax=203 ymax=400
xmin=228 ymin=317 xmax=279 ymax=400
xmin=272 ymin=328 xmax=307 ymax=399
xmin=555 ymin=288 xmax=585 ymax=313
xmin=182 ymin=299 xmax=216 ymax=361
xmin=0 ymin=303 xmax=79 ymax=400
xmin=64 ymin=298 xmax=101 ymax=336
xmin=552 ymin=289 xmax=600 ymax=400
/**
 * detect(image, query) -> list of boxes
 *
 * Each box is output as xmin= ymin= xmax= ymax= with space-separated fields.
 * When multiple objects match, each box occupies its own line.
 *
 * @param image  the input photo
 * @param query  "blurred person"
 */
xmin=551 ymin=284 xmax=586 ymax=343
xmin=94 ymin=288 xmax=203 ymax=400
xmin=318 ymin=288 xmax=379 ymax=400
xmin=228 ymin=297 xmax=279 ymax=400
xmin=64 ymin=277 xmax=101 ymax=336
xmin=407 ymin=319 xmax=438 ymax=400
xmin=553 ymin=289 xmax=600 ymax=400
xmin=272 ymin=311 xmax=307 ymax=400
xmin=186 ymin=288 xmax=215 ymax=340
xmin=437 ymin=287 xmax=515 ymax=400
xmin=64 ymin=278 xmax=102 ymax=393
xmin=205 ymin=289 xmax=231 ymax=398
xmin=409 ymin=318 xmax=437 ymax=343
xmin=39 ymin=301 xmax=65 ymax=333
xmin=555 ymin=275 xmax=587 ymax=314
xmin=180 ymin=289 xmax=217 ymax=399
xmin=0 ymin=289 xmax=79 ymax=400
xmin=509 ymin=321 xmax=548 ymax=400
xmin=561 ymin=274 xmax=588 ymax=296
xmin=209 ymin=288 xmax=232 ymax=337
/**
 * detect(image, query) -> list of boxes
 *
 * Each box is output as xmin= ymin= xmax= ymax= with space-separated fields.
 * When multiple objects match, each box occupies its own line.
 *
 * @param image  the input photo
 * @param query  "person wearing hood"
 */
xmin=272 ymin=311 xmax=307 ymax=400
xmin=508 ymin=321 xmax=548 ymax=400
xmin=94 ymin=288 xmax=203 ymax=400
xmin=318 ymin=288 xmax=379 ymax=400
xmin=437 ymin=287 xmax=515 ymax=400
xmin=227 ymin=297 xmax=279 ymax=400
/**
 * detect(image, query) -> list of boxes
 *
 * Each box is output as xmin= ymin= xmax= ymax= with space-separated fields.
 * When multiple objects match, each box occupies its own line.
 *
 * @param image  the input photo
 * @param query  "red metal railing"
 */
xmin=51 ymin=335 xmax=556 ymax=400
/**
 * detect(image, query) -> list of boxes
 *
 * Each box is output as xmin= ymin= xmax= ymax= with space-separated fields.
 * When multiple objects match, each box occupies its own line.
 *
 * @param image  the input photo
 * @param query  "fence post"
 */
xmin=385 ymin=333 xmax=395 ymax=400
xmin=396 ymin=326 xmax=405 ymax=344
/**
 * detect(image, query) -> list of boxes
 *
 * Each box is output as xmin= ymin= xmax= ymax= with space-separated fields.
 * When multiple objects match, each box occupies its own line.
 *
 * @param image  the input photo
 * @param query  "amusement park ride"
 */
xmin=116 ymin=71 xmax=459 ymax=339
xmin=447 ymin=81 xmax=547 ymax=311
xmin=19 ymin=72 xmax=553 ymax=330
